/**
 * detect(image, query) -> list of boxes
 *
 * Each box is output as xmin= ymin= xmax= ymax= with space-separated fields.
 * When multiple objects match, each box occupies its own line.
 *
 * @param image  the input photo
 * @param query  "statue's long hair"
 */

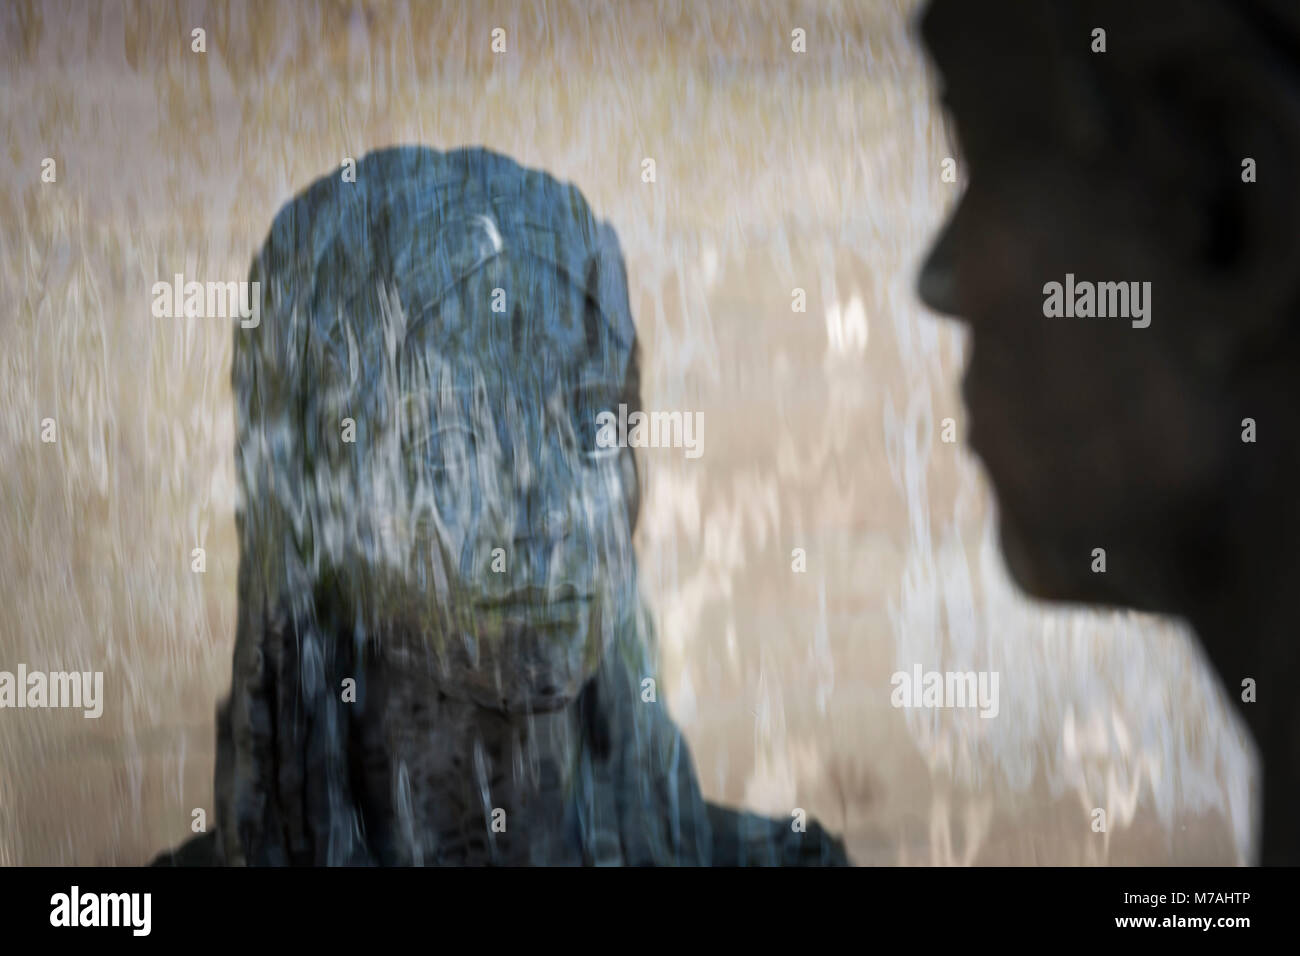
xmin=215 ymin=147 xmax=712 ymax=865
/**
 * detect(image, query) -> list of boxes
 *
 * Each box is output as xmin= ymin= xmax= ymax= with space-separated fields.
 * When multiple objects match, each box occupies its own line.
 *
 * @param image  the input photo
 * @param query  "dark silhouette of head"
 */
xmin=918 ymin=0 xmax=1300 ymax=863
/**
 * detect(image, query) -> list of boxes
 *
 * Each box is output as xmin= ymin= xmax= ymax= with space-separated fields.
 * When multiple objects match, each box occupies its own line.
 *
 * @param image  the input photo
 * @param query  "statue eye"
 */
xmin=405 ymin=423 xmax=477 ymax=476
xmin=570 ymin=383 xmax=622 ymax=460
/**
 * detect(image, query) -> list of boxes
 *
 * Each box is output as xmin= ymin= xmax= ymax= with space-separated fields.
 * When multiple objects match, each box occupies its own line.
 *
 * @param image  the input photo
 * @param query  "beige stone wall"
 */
xmin=0 ymin=0 xmax=1252 ymax=865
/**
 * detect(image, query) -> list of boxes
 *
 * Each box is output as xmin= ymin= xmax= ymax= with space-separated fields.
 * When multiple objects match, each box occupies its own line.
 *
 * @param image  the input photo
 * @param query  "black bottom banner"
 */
xmin=0 ymin=865 xmax=1289 ymax=943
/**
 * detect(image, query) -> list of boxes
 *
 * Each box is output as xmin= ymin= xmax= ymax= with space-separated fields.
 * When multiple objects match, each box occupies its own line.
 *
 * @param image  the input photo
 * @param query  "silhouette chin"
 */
xmin=996 ymin=508 xmax=1091 ymax=606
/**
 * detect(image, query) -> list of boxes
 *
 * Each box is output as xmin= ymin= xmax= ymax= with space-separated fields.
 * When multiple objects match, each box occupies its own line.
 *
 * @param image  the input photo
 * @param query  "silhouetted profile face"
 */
xmin=917 ymin=0 xmax=1300 ymax=613
xmin=242 ymin=148 xmax=641 ymax=715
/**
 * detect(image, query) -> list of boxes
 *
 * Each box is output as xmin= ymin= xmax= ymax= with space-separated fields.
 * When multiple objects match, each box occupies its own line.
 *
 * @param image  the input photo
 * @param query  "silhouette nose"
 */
xmin=918 ymin=221 xmax=961 ymax=317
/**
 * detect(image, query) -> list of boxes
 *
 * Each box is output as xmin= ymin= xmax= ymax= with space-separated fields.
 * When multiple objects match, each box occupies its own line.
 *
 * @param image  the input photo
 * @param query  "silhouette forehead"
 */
xmin=922 ymin=0 xmax=1267 ymax=149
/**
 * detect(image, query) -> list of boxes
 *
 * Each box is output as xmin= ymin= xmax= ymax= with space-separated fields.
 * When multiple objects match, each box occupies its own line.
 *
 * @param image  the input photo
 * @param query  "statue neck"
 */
xmin=353 ymin=650 xmax=595 ymax=865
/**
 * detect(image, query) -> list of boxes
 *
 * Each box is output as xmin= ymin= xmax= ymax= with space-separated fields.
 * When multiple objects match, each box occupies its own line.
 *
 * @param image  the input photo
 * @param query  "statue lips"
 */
xmin=475 ymin=586 xmax=593 ymax=626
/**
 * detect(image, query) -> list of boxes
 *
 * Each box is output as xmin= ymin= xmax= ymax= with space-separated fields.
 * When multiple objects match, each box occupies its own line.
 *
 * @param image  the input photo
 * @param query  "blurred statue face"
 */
xmin=916 ymin=1 xmax=1271 ymax=611
xmin=310 ymin=215 xmax=638 ymax=713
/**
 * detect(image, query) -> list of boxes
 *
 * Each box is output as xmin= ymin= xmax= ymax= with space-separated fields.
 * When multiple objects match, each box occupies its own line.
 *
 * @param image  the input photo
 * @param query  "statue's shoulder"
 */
xmin=705 ymin=803 xmax=851 ymax=866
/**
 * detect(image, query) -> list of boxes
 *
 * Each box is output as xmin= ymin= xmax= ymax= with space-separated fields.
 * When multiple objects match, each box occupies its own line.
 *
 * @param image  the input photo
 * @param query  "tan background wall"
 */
xmin=0 ymin=0 xmax=1253 ymax=865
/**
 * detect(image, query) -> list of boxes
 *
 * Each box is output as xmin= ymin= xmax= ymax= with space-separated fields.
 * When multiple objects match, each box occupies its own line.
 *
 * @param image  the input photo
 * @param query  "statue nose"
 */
xmin=516 ymin=508 xmax=570 ymax=544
